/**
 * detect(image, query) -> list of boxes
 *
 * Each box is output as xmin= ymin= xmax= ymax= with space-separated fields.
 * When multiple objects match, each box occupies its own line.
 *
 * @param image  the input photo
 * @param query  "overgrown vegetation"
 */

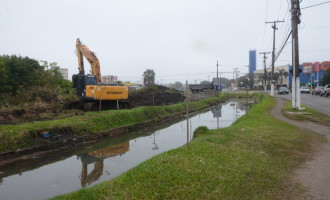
xmin=0 ymin=55 xmax=75 ymax=108
xmin=52 ymin=95 xmax=323 ymax=200
xmin=0 ymin=93 xmax=248 ymax=153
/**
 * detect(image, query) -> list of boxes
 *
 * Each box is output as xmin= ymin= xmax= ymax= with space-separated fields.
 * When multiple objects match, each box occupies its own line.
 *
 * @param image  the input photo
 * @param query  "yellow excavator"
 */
xmin=69 ymin=38 xmax=129 ymax=111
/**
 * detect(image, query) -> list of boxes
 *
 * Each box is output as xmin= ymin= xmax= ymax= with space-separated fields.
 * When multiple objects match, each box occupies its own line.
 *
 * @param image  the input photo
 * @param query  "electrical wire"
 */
xmin=277 ymin=0 xmax=283 ymax=20
xmin=260 ymin=0 xmax=269 ymax=52
xmin=301 ymin=0 xmax=330 ymax=9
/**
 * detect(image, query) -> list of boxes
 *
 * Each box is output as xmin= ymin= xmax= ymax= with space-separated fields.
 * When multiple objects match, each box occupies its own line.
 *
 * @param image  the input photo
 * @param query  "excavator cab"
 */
xmin=72 ymin=74 xmax=97 ymax=99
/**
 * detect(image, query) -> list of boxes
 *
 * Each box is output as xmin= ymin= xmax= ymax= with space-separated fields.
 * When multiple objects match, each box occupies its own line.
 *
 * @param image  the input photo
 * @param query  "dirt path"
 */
xmin=271 ymin=97 xmax=330 ymax=200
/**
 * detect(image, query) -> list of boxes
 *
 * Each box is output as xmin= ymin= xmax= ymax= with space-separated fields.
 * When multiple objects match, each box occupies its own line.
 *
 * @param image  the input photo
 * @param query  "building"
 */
xmin=123 ymin=82 xmax=143 ymax=90
xmin=59 ymin=68 xmax=68 ymax=80
xmin=249 ymin=50 xmax=257 ymax=74
xmin=50 ymin=66 xmax=68 ymax=80
xmin=289 ymin=61 xmax=330 ymax=87
xmin=253 ymin=61 xmax=330 ymax=89
xmin=253 ymin=64 xmax=290 ymax=89
xmin=249 ymin=50 xmax=257 ymax=89
xmin=102 ymin=75 xmax=118 ymax=83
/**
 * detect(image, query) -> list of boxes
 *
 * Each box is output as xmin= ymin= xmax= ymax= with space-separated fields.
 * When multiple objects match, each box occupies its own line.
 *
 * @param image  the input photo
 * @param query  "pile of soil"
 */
xmin=128 ymin=85 xmax=184 ymax=108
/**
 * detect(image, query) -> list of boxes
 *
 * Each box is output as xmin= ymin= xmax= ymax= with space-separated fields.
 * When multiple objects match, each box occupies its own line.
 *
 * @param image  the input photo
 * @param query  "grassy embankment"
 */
xmin=52 ymin=95 xmax=324 ymax=200
xmin=282 ymin=101 xmax=330 ymax=126
xmin=0 ymin=93 xmax=247 ymax=153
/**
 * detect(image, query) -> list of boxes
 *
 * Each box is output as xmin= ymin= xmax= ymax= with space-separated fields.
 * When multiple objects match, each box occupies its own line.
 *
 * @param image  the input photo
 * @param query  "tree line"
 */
xmin=0 ymin=55 xmax=74 ymax=108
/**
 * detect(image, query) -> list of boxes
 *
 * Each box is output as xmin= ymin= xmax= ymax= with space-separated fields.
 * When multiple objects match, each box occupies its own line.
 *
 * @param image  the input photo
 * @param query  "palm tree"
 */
xmin=277 ymin=69 xmax=289 ymax=86
xmin=143 ymin=69 xmax=155 ymax=87
xmin=254 ymin=73 xmax=264 ymax=85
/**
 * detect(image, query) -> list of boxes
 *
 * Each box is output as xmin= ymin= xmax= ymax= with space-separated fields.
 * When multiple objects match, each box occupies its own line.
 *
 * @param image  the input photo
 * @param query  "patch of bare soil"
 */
xmin=271 ymin=97 xmax=330 ymax=200
xmin=128 ymin=85 xmax=183 ymax=108
xmin=0 ymin=103 xmax=80 ymax=125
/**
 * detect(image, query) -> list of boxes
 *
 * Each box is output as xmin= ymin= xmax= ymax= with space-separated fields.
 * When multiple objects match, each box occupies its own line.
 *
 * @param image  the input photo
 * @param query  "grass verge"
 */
xmin=52 ymin=95 xmax=324 ymax=200
xmin=0 ymin=93 xmax=248 ymax=153
xmin=281 ymin=101 xmax=330 ymax=126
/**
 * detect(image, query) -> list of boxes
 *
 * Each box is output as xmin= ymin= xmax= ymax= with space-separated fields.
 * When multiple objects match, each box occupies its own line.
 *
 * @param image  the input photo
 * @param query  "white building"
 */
xmin=59 ymin=68 xmax=68 ymax=80
xmin=50 ymin=66 xmax=68 ymax=80
xmin=253 ymin=64 xmax=290 ymax=89
xmin=102 ymin=75 xmax=118 ymax=83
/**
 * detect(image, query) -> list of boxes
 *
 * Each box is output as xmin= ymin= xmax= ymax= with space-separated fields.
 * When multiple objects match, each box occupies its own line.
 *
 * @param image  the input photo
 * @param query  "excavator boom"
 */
xmin=76 ymin=38 xmax=102 ymax=83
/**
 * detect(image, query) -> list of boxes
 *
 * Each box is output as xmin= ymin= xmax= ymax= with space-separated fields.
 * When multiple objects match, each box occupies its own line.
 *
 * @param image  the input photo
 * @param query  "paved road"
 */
xmin=274 ymin=92 xmax=330 ymax=117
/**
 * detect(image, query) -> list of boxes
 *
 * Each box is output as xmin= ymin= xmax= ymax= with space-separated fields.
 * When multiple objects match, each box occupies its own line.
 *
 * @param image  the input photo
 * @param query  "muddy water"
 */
xmin=0 ymin=101 xmax=248 ymax=200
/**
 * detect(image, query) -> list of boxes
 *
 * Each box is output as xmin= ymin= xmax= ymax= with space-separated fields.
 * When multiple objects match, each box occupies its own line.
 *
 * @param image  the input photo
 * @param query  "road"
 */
xmin=275 ymin=92 xmax=330 ymax=117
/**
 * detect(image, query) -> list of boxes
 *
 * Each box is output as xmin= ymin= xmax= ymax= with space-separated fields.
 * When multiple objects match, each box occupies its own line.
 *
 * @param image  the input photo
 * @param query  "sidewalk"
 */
xmin=271 ymin=97 xmax=330 ymax=200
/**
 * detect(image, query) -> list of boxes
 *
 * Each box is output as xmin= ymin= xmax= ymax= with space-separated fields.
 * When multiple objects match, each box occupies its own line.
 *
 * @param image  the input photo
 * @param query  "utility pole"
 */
xmin=234 ymin=68 xmax=239 ymax=89
xmin=266 ymin=20 xmax=284 ymax=96
xmin=216 ymin=60 xmax=220 ymax=92
xmin=259 ymin=52 xmax=270 ymax=93
xmin=291 ymin=0 xmax=301 ymax=109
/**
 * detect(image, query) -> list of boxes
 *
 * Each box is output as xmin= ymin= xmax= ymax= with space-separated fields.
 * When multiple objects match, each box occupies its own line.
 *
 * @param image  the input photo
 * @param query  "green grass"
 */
xmin=52 ymin=95 xmax=324 ymax=200
xmin=0 ymin=93 xmax=248 ymax=153
xmin=282 ymin=101 xmax=330 ymax=126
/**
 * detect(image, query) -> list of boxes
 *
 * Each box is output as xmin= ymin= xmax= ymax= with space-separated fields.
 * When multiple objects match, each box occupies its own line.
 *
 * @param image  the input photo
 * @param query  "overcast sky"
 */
xmin=1 ymin=0 xmax=329 ymax=84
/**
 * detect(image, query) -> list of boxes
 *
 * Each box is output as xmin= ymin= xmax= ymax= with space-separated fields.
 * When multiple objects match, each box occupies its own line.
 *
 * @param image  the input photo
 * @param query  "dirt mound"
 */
xmin=128 ymin=85 xmax=184 ymax=108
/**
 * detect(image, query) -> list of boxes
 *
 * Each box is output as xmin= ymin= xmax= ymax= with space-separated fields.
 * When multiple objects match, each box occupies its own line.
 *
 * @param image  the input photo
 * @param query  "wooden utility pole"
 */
xmin=266 ymin=20 xmax=284 ymax=96
xmin=291 ymin=0 xmax=301 ymax=109
xmin=259 ymin=52 xmax=270 ymax=93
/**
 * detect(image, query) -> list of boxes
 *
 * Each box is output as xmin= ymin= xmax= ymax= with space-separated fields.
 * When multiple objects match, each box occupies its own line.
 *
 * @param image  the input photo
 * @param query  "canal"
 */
xmin=0 ymin=100 xmax=249 ymax=200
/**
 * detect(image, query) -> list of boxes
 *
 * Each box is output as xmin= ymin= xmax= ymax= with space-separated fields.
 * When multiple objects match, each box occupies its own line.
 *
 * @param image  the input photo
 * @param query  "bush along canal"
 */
xmin=0 ymin=99 xmax=251 ymax=200
xmin=0 ymin=93 xmax=250 ymax=155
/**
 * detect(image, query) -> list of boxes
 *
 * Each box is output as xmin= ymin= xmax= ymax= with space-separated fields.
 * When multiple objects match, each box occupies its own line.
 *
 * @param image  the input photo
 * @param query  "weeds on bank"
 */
xmin=0 ymin=93 xmax=248 ymax=153
xmin=52 ymin=95 xmax=323 ymax=200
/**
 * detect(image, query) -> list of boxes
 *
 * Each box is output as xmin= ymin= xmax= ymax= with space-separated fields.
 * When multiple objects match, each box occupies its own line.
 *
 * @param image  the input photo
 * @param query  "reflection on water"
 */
xmin=0 ymin=101 xmax=249 ymax=200
xmin=79 ymin=142 xmax=129 ymax=187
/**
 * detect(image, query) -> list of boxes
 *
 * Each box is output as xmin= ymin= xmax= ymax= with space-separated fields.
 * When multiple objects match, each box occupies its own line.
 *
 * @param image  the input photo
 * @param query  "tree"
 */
xmin=0 ymin=55 xmax=74 ymax=107
xmin=236 ymin=74 xmax=249 ymax=88
xmin=0 ymin=55 xmax=43 ymax=95
xmin=254 ymin=73 xmax=265 ymax=85
xmin=321 ymin=69 xmax=330 ymax=85
xmin=200 ymin=80 xmax=210 ymax=85
xmin=169 ymin=81 xmax=184 ymax=90
xmin=143 ymin=69 xmax=155 ymax=87
xmin=277 ymin=69 xmax=288 ymax=86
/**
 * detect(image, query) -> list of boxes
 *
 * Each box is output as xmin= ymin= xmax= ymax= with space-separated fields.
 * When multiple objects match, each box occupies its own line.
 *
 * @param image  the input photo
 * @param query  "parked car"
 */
xmin=320 ymin=85 xmax=328 ymax=97
xmin=278 ymin=87 xmax=289 ymax=95
xmin=300 ymin=86 xmax=310 ymax=94
xmin=311 ymin=86 xmax=324 ymax=95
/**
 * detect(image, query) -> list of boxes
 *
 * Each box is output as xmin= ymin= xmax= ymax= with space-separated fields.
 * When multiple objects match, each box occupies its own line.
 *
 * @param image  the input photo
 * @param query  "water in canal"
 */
xmin=0 ymin=101 xmax=249 ymax=200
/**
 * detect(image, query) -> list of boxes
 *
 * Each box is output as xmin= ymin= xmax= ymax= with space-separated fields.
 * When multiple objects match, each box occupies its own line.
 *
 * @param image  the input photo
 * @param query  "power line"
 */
xmin=301 ymin=0 xmax=330 ymax=9
xmin=277 ymin=0 xmax=283 ymax=20
xmin=260 ymin=0 xmax=270 ymax=52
